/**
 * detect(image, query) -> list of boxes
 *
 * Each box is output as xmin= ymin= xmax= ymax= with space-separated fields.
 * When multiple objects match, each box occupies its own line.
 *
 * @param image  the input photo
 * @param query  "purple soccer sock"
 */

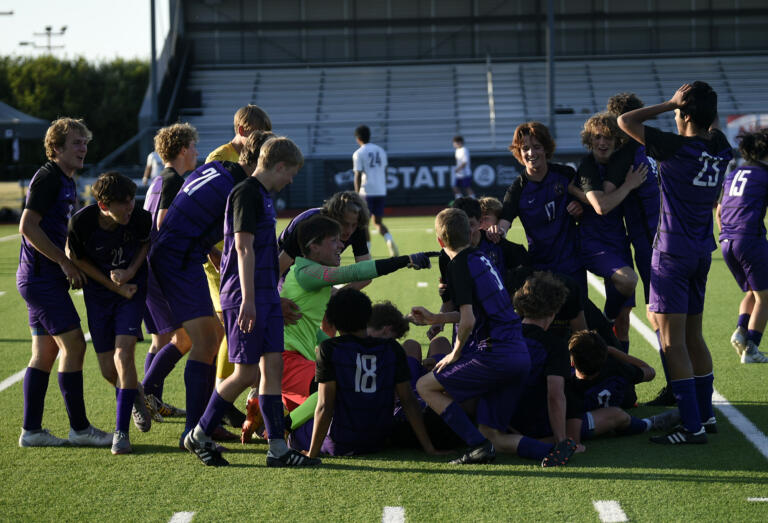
xmin=116 ymin=388 xmax=137 ymax=433
xmin=259 ymin=394 xmax=286 ymax=440
xmin=58 ymin=370 xmax=89 ymax=431
xmin=199 ymin=390 xmax=233 ymax=436
xmin=516 ymin=436 xmax=552 ymax=461
xmin=144 ymin=352 xmax=156 ymax=377
xmin=694 ymin=373 xmax=715 ymax=422
xmin=184 ymin=359 xmax=214 ymax=432
xmin=656 ymin=330 xmax=672 ymax=386
xmin=616 ymin=416 xmax=650 ymax=436
xmin=440 ymin=401 xmax=486 ymax=447
xmin=22 ymin=367 xmax=50 ymax=431
xmin=738 ymin=313 xmax=750 ymax=330
xmin=143 ymin=343 xmax=183 ymax=399
xmin=747 ymin=329 xmax=763 ymax=347
xmin=670 ymin=378 xmax=702 ymax=433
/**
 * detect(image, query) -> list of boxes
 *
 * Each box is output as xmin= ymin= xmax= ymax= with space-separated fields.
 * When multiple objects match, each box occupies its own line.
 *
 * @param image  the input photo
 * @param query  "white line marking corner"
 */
xmin=382 ymin=506 xmax=405 ymax=523
xmin=593 ymin=500 xmax=628 ymax=523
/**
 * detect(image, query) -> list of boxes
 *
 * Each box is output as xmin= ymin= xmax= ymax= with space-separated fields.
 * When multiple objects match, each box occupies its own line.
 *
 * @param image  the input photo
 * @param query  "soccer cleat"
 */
xmin=741 ymin=342 xmax=768 ymax=363
xmin=184 ymin=430 xmax=229 ymax=466
xmin=386 ymin=239 xmax=399 ymax=257
xmin=111 ymin=431 xmax=132 ymax=455
xmin=143 ymin=394 xmax=165 ymax=423
xmin=221 ymin=404 xmax=246 ymax=428
xmin=649 ymin=409 xmax=681 ymax=432
xmin=702 ymin=417 xmax=718 ymax=434
xmin=731 ymin=327 xmax=747 ymax=357
xmin=241 ymin=396 xmax=265 ymax=444
xmin=650 ymin=426 xmax=707 ymax=445
xmin=266 ymin=448 xmax=322 ymax=468
xmin=541 ymin=438 xmax=577 ymax=467
xmin=132 ymin=386 xmax=152 ymax=432
xmin=449 ymin=440 xmax=496 ymax=465
xmin=643 ymin=386 xmax=676 ymax=407
xmin=155 ymin=398 xmax=186 ymax=418
xmin=69 ymin=425 xmax=113 ymax=447
xmin=18 ymin=428 xmax=68 ymax=447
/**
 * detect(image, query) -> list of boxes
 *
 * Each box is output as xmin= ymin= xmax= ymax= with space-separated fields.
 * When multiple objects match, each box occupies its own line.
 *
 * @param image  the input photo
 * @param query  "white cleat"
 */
xmin=731 ymin=327 xmax=747 ymax=357
xmin=741 ymin=342 xmax=768 ymax=364
xmin=69 ymin=424 xmax=113 ymax=447
xmin=19 ymin=428 xmax=68 ymax=447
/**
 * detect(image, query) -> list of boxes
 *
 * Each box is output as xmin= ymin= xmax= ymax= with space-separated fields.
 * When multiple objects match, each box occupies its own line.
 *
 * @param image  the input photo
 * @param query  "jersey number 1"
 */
xmin=354 ymin=354 xmax=377 ymax=393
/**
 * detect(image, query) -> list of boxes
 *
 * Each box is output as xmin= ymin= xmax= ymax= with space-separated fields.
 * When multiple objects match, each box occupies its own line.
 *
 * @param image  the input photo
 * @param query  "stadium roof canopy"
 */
xmin=0 ymin=101 xmax=48 ymax=140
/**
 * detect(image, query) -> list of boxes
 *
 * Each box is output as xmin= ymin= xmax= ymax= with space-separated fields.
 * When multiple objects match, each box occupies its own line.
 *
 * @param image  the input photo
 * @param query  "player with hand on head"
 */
xmin=619 ymin=82 xmax=733 ymax=444
xmin=353 ymin=124 xmax=398 ymax=256
xmin=717 ymin=128 xmax=768 ymax=363
xmin=67 ymin=172 xmax=153 ymax=454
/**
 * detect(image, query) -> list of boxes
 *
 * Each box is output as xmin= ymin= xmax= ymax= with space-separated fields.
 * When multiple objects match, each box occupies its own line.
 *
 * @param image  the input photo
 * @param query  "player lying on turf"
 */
xmin=306 ymin=288 xmax=438 ymax=457
xmin=717 ymin=128 xmax=768 ymax=364
xmin=67 ymin=172 xmax=153 ymax=454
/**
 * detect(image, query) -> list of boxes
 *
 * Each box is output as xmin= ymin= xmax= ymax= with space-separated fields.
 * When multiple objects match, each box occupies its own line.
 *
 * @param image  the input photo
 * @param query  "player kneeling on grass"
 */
xmin=67 ymin=172 xmax=153 ymax=454
xmin=184 ymin=137 xmax=319 ymax=468
xmin=306 ymin=288 xmax=438 ymax=457
xmin=568 ymin=330 xmax=680 ymax=442
xmin=412 ymin=208 xmax=532 ymax=465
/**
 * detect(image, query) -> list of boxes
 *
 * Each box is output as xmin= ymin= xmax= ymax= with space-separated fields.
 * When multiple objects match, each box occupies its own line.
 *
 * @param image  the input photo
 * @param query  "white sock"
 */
xmin=384 ymin=232 xmax=393 ymax=242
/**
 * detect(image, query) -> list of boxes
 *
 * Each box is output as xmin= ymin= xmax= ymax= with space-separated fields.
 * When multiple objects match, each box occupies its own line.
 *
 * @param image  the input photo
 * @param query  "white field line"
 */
xmin=0 ymin=369 xmax=26 ymax=393
xmin=747 ymin=498 xmax=768 ymax=502
xmin=84 ymin=332 xmax=91 ymax=342
xmin=0 ymin=291 xmax=6 ymax=296
xmin=587 ymin=273 xmax=768 ymax=461
xmin=169 ymin=513 xmax=195 ymax=523
xmin=417 ymin=282 xmax=428 ymax=287
xmin=382 ymin=506 xmax=405 ymax=523
xmin=0 ymin=233 xmax=20 ymax=242
xmin=592 ymin=500 xmax=628 ymax=523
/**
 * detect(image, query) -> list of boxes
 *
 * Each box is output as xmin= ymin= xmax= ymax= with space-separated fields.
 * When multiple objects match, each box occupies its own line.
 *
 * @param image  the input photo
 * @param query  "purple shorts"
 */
xmin=365 ymin=195 xmax=385 ymax=218
xmin=434 ymin=346 xmax=530 ymax=431
xmin=144 ymin=264 xmax=179 ymax=335
xmin=453 ymin=174 xmax=472 ymax=189
xmin=223 ymin=303 xmax=284 ymax=364
xmin=583 ymin=248 xmax=632 ymax=280
xmin=721 ymin=238 xmax=768 ymax=292
xmin=649 ymin=249 xmax=711 ymax=315
xmin=84 ymin=290 xmax=146 ymax=353
xmin=150 ymin=252 xmax=214 ymax=325
xmin=18 ymin=278 xmax=80 ymax=336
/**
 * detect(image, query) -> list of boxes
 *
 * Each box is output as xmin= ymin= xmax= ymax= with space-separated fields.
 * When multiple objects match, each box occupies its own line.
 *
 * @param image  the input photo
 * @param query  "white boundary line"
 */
xmin=0 ymin=233 xmax=20 ymax=242
xmin=747 ymin=498 xmax=768 ymax=502
xmin=587 ymin=273 xmax=768 ymax=461
xmin=592 ymin=500 xmax=628 ymax=522
xmin=0 ymin=369 xmax=26 ymax=393
xmin=382 ymin=506 xmax=405 ymax=523
xmin=169 ymin=512 xmax=195 ymax=523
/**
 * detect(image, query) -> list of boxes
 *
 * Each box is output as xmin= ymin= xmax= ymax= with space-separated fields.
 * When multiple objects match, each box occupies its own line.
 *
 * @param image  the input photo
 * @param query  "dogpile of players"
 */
xmin=16 ymin=81 xmax=768 ymax=468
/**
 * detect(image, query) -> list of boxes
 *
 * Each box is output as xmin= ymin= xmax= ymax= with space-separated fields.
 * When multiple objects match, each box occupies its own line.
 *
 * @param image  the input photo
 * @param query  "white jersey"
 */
xmin=454 ymin=146 xmax=471 ymax=178
xmin=353 ymin=142 xmax=388 ymax=196
xmin=146 ymin=151 xmax=164 ymax=179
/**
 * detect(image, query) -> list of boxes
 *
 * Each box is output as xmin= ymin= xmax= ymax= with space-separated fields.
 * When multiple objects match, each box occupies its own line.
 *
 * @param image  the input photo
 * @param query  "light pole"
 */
xmin=19 ymin=25 xmax=67 ymax=53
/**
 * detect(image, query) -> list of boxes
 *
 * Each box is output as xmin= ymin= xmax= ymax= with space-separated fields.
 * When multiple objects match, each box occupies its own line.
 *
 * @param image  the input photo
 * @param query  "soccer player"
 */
xmin=148 ymin=131 xmax=266 ymax=445
xmin=67 ymin=172 xmax=152 ymax=454
xmin=141 ymin=149 xmax=164 ymax=186
xmin=717 ymin=128 xmax=768 ymax=363
xmin=141 ymin=123 xmax=198 ymax=420
xmin=573 ymin=112 xmax=646 ymax=352
xmin=17 ymin=118 xmax=113 ymax=448
xmin=353 ymin=124 xmax=398 ymax=256
xmin=618 ymin=82 xmax=733 ymax=444
xmin=412 ymin=208 xmax=533 ymax=465
xmin=307 ymin=288 xmax=438 ymax=457
xmin=452 ymin=136 xmax=475 ymax=200
xmin=184 ymin=136 xmax=319 ymax=467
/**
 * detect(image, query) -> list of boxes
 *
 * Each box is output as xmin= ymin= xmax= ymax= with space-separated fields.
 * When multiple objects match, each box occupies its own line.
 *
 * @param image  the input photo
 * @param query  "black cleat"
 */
xmin=541 ymin=438 xmax=577 ymax=467
xmin=644 ymin=386 xmax=676 ymax=407
xmin=221 ymin=404 xmax=247 ymax=428
xmin=449 ymin=440 xmax=496 ymax=465
xmin=702 ymin=417 xmax=718 ymax=434
xmin=184 ymin=431 xmax=230 ymax=466
xmin=266 ymin=448 xmax=322 ymax=468
xmin=650 ymin=426 xmax=707 ymax=445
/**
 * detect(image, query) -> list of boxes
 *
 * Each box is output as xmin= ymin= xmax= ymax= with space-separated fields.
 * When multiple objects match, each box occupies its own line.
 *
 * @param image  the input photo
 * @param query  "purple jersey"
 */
xmin=17 ymin=162 xmax=77 ymax=284
xmin=501 ymin=163 xmax=582 ymax=274
xmin=644 ymin=126 xmax=733 ymax=256
xmin=143 ymin=166 xmax=184 ymax=238
xmin=278 ymin=207 xmax=369 ymax=261
xmin=151 ymin=161 xmax=247 ymax=267
xmin=719 ymin=163 xmax=768 ymax=240
xmin=315 ymin=335 xmax=410 ymax=455
xmin=447 ymin=248 xmax=526 ymax=352
xmin=577 ymin=154 xmax=631 ymax=257
xmin=219 ymin=177 xmax=280 ymax=309
xmin=67 ymin=204 xmax=152 ymax=301
xmin=570 ymin=355 xmax=644 ymax=411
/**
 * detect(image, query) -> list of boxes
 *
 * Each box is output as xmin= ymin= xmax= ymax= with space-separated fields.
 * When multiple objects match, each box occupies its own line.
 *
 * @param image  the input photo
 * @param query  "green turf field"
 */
xmin=0 ymin=218 xmax=767 ymax=522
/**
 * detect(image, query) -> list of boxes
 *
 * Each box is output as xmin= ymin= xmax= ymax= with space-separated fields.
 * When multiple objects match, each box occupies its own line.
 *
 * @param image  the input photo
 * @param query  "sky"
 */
xmin=0 ymin=0 xmax=169 ymax=62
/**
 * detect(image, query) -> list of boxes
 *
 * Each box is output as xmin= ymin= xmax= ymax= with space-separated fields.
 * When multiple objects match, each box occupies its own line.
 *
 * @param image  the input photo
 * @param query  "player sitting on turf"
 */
xmin=568 ymin=330 xmax=680 ymax=442
xmin=571 ymin=112 xmax=647 ymax=353
xmin=619 ymin=82 xmax=733 ymax=444
xmin=141 ymin=123 xmax=198 ymax=422
xmin=184 ymin=136 xmax=320 ymax=468
xmin=67 ymin=172 xmax=153 ymax=454
xmin=717 ymin=128 xmax=768 ymax=364
xmin=306 ymin=288 xmax=438 ymax=457
xmin=412 ymin=208 xmax=533 ymax=465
